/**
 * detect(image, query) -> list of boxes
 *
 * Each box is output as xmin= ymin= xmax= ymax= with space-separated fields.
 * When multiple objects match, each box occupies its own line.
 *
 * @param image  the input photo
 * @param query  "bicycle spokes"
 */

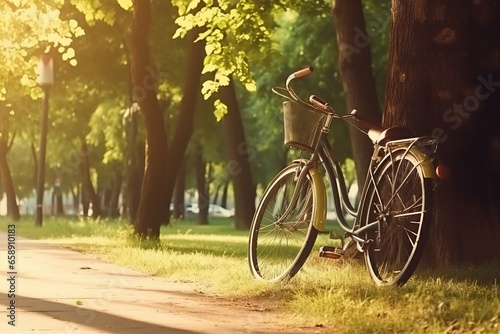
xmin=248 ymin=163 xmax=318 ymax=282
xmin=364 ymin=151 xmax=431 ymax=286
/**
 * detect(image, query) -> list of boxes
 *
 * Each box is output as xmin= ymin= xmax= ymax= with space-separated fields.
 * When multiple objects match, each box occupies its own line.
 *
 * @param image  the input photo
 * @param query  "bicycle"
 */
xmin=247 ymin=67 xmax=442 ymax=287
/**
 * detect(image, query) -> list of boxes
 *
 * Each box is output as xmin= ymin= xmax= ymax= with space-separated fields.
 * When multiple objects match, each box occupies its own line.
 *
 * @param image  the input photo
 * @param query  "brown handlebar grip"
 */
xmin=293 ymin=66 xmax=314 ymax=79
xmin=309 ymin=95 xmax=328 ymax=111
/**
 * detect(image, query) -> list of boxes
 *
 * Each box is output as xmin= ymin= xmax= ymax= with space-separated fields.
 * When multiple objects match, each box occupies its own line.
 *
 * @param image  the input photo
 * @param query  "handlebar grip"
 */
xmin=293 ymin=66 xmax=314 ymax=79
xmin=309 ymin=95 xmax=329 ymax=111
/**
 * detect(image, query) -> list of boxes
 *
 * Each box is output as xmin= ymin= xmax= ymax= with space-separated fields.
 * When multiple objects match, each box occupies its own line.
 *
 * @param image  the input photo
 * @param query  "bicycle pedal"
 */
xmin=319 ymin=246 xmax=344 ymax=259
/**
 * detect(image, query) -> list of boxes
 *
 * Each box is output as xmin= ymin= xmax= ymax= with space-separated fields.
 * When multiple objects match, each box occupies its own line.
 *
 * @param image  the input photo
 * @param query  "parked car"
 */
xmin=186 ymin=204 xmax=234 ymax=218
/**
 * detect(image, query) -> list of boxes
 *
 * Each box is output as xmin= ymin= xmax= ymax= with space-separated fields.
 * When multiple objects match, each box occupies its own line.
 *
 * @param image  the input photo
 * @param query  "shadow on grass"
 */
xmin=415 ymin=264 xmax=500 ymax=286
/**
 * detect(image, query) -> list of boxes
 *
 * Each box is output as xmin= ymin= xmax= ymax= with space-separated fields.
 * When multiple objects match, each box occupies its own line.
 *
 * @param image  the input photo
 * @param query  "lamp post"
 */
xmin=35 ymin=54 xmax=53 ymax=227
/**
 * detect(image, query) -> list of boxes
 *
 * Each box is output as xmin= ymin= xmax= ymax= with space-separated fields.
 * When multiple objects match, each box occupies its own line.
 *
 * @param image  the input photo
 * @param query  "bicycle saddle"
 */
xmin=350 ymin=110 xmax=415 ymax=145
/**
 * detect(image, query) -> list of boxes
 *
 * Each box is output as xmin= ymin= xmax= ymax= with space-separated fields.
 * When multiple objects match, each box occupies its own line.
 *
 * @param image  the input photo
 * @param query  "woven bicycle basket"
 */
xmin=283 ymin=100 xmax=325 ymax=153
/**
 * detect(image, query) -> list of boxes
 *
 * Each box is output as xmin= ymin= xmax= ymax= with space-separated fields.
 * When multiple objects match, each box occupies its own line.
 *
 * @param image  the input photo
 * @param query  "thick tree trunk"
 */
xmin=384 ymin=0 xmax=500 ymax=266
xmin=0 ymin=139 xmax=20 ymax=221
xmin=220 ymin=79 xmax=256 ymax=230
xmin=164 ymin=28 xmax=206 ymax=221
xmin=332 ymin=0 xmax=382 ymax=190
xmin=130 ymin=0 xmax=170 ymax=239
xmin=81 ymin=141 xmax=101 ymax=218
xmin=195 ymin=145 xmax=209 ymax=225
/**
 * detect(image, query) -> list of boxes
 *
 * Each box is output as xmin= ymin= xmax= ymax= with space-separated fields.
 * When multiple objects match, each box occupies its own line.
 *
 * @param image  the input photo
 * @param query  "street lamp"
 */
xmin=35 ymin=54 xmax=53 ymax=227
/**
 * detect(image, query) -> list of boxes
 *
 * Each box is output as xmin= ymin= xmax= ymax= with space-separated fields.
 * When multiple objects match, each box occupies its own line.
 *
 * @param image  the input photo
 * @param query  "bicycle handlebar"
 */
xmin=292 ymin=66 xmax=314 ymax=79
xmin=309 ymin=95 xmax=330 ymax=112
xmin=280 ymin=67 xmax=382 ymax=137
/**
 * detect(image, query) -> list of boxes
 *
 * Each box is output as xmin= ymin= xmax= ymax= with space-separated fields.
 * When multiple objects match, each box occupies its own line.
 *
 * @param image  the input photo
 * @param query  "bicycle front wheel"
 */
xmin=363 ymin=149 xmax=433 ymax=286
xmin=248 ymin=162 xmax=319 ymax=282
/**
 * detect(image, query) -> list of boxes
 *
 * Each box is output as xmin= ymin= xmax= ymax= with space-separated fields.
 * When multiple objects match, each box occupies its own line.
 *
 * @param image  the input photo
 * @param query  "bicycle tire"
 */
xmin=248 ymin=162 xmax=319 ymax=282
xmin=362 ymin=149 xmax=433 ymax=286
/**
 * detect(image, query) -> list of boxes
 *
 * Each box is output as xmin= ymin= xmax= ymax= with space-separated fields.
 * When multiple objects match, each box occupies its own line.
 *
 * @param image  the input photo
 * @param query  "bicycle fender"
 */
xmin=309 ymin=167 xmax=327 ymax=231
xmin=409 ymin=147 xmax=437 ymax=179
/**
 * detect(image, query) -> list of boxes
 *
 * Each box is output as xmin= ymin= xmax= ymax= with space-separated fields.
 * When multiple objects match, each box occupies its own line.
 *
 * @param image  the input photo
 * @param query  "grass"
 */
xmin=1 ymin=216 xmax=499 ymax=333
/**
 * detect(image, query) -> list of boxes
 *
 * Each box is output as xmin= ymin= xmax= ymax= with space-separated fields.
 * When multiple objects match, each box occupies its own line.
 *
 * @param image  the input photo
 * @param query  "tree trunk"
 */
xmin=0 ymin=138 xmax=20 ymax=221
xmin=31 ymin=143 xmax=38 ymax=189
xmin=71 ymin=186 xmax=78 ymax=215
xmin=81 ymin=183 xmax=90 ymax=217
xmin=164 ymin=28 xmax=206 ymax=221
xmin=130 ymin=0 xmax=170 ymax=239
xmin=81 ymin=141 xmax=101 ymax=218
xmin=384 ymin=0 xmax=500 ymax=266
xmin=172 ymin=160 xmax=186 ymax=219
xmin=332 ymin=0 xmax=382 ymax=190
xmin=221 ymin=179 xmax=229 ymax=209
xmin=195 ymin=144 xmax=209 ymax=225
xmin=52 ymin=186 xmax=64 ymax=215
xmin=123 ymin=110 xmax=142 ymax=222
xmin=107 ymin=169 xmax=122 ymax=218
xmin=220 ymin=79 xmax=256 ymax=230
xmin=212 ymin=183 xmax=221 ymax=205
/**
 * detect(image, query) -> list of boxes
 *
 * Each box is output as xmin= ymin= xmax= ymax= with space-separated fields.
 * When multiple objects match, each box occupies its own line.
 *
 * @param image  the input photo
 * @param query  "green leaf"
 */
xmin=213 ymin=99 xmax=228 ymax=122
xmin=116 ymin=0 xmax=132 ymax=11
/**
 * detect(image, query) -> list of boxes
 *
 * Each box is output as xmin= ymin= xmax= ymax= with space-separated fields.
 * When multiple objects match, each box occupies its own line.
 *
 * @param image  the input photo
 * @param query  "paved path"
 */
xmin=0 ymin=232 xmax=321 ymax=334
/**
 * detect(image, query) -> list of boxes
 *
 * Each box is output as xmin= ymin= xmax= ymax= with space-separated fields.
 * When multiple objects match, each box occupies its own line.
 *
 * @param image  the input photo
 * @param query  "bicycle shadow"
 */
xmin=0 ymin=292 xmax=199 ymax=334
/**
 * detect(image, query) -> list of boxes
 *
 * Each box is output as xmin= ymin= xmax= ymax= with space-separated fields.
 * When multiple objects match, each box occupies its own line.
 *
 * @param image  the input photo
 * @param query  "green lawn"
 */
xmin=1 ymin=216 xmax=499 ymax=333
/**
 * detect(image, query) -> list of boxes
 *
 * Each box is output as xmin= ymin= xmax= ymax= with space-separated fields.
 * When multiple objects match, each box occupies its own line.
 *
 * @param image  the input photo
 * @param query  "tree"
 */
xmin=220 ymin=80 xmax=256 ymax=229
xmin=0 ymin=121 xmax=20 ymax=221
xmin=0 ymin=0 xmax=84 ymax=221
xmin=384 ymin=0 xmax=500 ymax=265
xmin=332 ymin=0 xmax=382 ymax=189
xmin=164 ymin=27 xmax=206 ymax=223
xmin=129 ymin=0 xmax=169 ymax=239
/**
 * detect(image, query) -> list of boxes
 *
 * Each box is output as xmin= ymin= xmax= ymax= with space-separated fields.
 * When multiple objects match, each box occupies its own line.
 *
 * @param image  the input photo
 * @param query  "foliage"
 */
xmin=173 ymin=0 xmax=283 ymax=119
xmin=1 ymin=0 xmax=394 ymax=220
xmin=0 ymin=0 xmax=83 ymax=101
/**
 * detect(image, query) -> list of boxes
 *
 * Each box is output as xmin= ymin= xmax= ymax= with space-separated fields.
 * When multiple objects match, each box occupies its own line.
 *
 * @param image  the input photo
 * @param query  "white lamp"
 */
xmin=36 ymin=54 xmax=54 ymax=86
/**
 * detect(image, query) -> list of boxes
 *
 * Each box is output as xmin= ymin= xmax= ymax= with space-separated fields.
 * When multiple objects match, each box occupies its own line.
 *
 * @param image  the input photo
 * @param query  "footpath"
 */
xmin=0 ymin=231 xmax=323 ymax=334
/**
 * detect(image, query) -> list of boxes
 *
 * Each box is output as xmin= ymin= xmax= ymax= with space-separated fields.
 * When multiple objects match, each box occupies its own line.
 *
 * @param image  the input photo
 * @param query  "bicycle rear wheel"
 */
xmin=363 ymin=149 xmax=432 ymax=286
xmin=248 ymin=162 xmax=318 ymax=282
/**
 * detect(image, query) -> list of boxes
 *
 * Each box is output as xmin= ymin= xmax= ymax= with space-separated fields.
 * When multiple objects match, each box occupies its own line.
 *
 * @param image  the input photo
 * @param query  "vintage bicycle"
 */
xmin=247 ymin=67 xmax=442 ymax=286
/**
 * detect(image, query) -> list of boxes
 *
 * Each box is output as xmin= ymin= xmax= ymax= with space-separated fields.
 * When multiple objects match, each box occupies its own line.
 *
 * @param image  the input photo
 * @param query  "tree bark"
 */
xmin=220 ymin=79 xmax=256 ymax=230
xmin=0 ymin=138 xmax=20 ymax=221
xmin=332 ymin=0 xmax=382 ymax=190
xmin=384 ymin=0 xmax=500 ymax=266
xmin=129 ymin=0 xmax=170 ymax=239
